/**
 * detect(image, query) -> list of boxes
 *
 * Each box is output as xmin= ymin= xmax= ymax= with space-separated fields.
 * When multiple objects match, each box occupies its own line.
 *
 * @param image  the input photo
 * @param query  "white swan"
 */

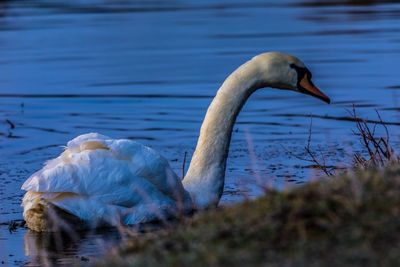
xmin=21 ymin=52 xmax=330 ymax=231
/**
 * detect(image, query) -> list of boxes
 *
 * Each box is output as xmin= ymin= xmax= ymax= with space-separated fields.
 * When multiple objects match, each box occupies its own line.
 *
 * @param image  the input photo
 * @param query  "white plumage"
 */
xmin=22 ymin=133 xmax=192 ymax=230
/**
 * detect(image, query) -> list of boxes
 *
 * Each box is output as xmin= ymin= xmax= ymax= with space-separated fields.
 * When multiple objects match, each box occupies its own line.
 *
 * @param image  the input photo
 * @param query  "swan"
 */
xmin=21 ymin=52 xmax=330 ymax=232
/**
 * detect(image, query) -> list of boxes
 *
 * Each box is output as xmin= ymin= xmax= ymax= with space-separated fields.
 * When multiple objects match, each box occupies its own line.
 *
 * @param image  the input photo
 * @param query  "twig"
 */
xmin=281 ymin=117 xmax=336 ymax=177
xmin=182 ymin=151 xmax=187 ymax=179
xmin=349 ymin=105 xmax=398 ymax=168
xmin=304 ymin=117 xmax=335 ymax=176
xmin=6 ymin=119 xmax=15 ymax=129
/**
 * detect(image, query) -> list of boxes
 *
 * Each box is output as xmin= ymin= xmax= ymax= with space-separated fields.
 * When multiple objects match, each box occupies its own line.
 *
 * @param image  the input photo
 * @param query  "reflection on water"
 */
xmin=1 ymin=0 xmax=400 ymax=265
xmin=23 ymin=228 xmax=121 ymax=266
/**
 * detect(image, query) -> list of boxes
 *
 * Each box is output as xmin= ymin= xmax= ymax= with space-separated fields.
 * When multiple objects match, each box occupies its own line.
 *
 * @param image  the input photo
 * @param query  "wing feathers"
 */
xmin=21 ymin=133 xmax=192 ymax=226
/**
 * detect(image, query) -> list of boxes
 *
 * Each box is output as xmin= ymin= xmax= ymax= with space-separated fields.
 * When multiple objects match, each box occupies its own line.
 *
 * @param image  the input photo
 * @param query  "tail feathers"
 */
xmin=22 ymin=191 xmax=126 ymax=231
xmin=22 ymin=192 xmax=85 ymax=232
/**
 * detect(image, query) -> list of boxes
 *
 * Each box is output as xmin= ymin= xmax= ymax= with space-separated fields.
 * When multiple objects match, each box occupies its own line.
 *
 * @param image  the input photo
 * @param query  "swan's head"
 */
xmin=252 ymin=52 xmax=330 ymax=104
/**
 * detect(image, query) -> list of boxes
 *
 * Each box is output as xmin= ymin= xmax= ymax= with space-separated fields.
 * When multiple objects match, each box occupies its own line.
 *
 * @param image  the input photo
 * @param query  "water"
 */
xmin=1 ymin=0 xmax=400 ymax=265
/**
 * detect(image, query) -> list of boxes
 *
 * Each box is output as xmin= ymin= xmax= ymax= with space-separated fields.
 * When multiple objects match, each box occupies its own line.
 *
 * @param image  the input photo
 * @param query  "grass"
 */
xmin=97 ymin=165 xmax=400 ymax=267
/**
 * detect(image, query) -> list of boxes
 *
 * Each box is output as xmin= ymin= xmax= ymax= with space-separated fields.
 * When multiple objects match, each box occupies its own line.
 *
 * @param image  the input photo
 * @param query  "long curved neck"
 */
xmin=183 ymin=58 xmax=265 ymax=208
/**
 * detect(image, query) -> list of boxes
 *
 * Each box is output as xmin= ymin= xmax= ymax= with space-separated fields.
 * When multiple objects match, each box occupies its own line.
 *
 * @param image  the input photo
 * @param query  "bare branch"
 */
xmin=182 ymin=151 xmax=187 ymax=179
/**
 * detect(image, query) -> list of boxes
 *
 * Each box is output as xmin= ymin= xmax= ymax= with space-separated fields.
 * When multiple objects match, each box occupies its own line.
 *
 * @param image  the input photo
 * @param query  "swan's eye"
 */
xmin=290 ymin=64 xmax=307 ymax=85
xmin=289 ymin=64 xmax=316 ymax=91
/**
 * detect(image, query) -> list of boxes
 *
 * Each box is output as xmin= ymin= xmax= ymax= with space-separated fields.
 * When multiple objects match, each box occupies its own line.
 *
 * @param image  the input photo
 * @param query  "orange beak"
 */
xmin=299 ymin=74 xmax=330 ymax=104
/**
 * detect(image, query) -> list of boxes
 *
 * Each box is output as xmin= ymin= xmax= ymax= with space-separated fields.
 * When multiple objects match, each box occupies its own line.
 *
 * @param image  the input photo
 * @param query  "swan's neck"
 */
xmin=183 ymin=59 xmax=265 ymax=208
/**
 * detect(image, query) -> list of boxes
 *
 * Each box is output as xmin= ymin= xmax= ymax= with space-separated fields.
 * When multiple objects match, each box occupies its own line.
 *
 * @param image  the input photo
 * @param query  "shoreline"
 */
xmin=97 ymin=166 xmax=400 ymax=267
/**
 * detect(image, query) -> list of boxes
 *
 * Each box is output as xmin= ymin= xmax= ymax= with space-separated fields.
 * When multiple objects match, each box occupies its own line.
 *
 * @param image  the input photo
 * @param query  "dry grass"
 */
xmin=350 ymin=107 xmax=399 ymax=168
xmin=96 ymin=165 xmax=400 ymax=267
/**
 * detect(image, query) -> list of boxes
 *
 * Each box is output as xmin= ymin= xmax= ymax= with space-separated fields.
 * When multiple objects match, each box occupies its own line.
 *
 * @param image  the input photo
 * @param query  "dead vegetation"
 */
xmin=295 ymin=107 xmax=399 ymax=177
xmin=303 ymin=117 xmax=336 ymax=176
xmin=97 ymin=166 xmax=400 ymax=267
xmin=350 ymin=107 xmax=399 ymax=168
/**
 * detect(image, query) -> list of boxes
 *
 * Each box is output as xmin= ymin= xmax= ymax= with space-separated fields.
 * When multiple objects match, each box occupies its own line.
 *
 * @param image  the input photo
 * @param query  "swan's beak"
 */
xmin=299 ymin=74 xmax=331 ymax=104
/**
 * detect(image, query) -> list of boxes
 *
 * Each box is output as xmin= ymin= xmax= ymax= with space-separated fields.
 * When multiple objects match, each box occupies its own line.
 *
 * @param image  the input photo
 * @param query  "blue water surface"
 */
xmin=0 ymin=0 xmax=400 ymax=265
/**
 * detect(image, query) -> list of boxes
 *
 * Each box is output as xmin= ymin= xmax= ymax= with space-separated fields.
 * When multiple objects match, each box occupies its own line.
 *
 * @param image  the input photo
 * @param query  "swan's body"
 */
xmin=22 ymin=134 xmax=193 ymax=231
xmin=21 ymin=52 xmax=330 ymax=231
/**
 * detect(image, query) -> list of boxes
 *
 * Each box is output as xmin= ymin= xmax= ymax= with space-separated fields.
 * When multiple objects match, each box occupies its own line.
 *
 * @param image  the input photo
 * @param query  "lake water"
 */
xmin=1 ymin=0 xmax=400 ymax=265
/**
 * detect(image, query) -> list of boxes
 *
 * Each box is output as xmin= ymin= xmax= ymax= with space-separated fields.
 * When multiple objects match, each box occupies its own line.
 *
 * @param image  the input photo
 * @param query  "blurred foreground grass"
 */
xmin=97 ymin=165 xmax=400 ymax=267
